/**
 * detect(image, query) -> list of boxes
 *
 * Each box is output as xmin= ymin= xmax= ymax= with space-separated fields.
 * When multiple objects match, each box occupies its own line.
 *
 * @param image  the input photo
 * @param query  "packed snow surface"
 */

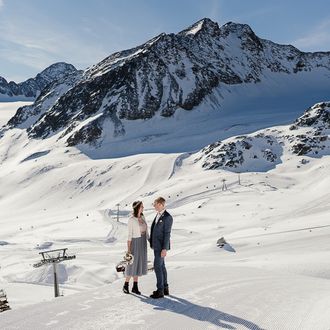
xmin=0 ymin=101 xmax=330 ymax=329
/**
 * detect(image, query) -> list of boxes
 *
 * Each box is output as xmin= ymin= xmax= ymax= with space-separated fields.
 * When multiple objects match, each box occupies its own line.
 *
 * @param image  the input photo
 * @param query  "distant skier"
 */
xmin=123 ymin=201 xmax=149 ymax=294
xmin=149 ymin=197 xmax=173 ymax=299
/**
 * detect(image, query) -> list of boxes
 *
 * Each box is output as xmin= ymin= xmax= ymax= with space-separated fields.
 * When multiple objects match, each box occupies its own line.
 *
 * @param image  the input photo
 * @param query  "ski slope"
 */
xmin=0 ymin=101 xmax=330 ymax=329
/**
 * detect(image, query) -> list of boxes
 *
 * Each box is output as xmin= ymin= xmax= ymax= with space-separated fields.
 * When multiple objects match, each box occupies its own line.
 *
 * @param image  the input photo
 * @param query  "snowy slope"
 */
xmin=1 ymin=265 xmax=330 ymax=330
xmin=0 ymin=101 xmax=330 ymax=329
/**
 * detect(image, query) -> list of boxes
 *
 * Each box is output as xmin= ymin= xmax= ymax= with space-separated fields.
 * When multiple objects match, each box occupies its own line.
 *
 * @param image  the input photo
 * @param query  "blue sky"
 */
xmin=0 ymin=0 xmax=329 ymax=82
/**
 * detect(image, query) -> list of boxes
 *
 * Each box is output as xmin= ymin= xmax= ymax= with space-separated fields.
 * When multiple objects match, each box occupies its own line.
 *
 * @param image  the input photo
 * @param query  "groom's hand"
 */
xmin=161 ymin=249 xmax=167 ymax=258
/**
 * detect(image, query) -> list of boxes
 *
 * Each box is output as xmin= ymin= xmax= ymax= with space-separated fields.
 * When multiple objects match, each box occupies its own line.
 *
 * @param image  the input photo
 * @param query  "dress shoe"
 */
xmin=123 ymin=282 xmax=129 ymax=294
xmin=150 ymin=290 xmax=164 ymax=299
xmin=131 ymin=282 xmax=141 ymax=295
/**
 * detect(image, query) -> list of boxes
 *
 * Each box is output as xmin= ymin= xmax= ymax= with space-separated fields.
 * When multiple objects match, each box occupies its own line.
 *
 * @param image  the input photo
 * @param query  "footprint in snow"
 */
xmin=77 ymin=300 xmax=93 ymax=310
xmin=56 ymin=311 xmax=69 ymax=316
xmin=93 ymin=295 xmax=111 ymax=300
xmin=45 ymin=320 xmax=59 ymax=326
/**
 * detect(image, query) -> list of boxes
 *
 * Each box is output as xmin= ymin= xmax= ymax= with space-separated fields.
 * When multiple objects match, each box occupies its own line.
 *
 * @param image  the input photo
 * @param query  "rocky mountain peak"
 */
xmin=178 ymin=17 xmax=220 ymax=37
xmin=0 ymin=62 xmax=77 ymax=100
xmin=36 ymin=62 xmax=77 ymax=82
xmin=220 ymin=21 xmax=255 ymax=36
xmin=0 ymin=77 xmax=8 ymax=84
xmin=219 ymin=21 xmax=263 ymax=52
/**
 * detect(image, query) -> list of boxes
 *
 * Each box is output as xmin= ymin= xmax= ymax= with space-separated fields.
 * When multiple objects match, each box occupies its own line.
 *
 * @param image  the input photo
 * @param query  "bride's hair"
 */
xmin=132 ymin=200 xmax=143 ymax=218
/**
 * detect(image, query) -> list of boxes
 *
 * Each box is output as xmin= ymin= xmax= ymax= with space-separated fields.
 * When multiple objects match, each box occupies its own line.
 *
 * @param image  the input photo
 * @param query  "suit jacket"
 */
xmin=150 ymin=210 xmax=173 ymax=251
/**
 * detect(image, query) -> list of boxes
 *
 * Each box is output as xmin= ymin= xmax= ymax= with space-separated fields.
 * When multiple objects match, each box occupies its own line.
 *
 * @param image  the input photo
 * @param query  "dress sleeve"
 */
xmin=127 ymin=217 xmax=133 ymax=241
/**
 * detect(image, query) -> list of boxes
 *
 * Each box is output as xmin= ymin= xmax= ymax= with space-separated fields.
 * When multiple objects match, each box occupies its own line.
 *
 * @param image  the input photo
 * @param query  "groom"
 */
xmin=149 ymin=197 xmax=173 ymax=299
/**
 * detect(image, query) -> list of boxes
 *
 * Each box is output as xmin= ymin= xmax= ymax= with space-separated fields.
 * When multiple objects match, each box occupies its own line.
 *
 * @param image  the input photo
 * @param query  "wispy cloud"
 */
xmin=0 ymin=15 xmax=110 ymax=76
xmin=209 ymin=0 xmax=222 ymax=23
xmin=0 ymin=0 xmax=4 ymax=10
xmin=292 ymin=19 xmax=330 ymax=51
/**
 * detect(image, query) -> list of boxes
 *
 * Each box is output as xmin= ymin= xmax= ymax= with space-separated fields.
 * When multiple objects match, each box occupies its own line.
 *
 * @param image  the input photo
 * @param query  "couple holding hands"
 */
xmin=123 ymin=197 xmax=173 ymax=299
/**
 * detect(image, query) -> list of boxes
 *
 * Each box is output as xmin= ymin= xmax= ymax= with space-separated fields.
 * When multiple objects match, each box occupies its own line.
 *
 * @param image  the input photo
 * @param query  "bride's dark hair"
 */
xmin=132 ymin=201 xmax=143 ymax=218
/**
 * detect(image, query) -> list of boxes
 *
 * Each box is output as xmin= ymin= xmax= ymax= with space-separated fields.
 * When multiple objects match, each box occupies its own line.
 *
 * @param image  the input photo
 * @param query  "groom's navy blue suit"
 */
xmin=150 ymin=210 xmax=173 ymax=292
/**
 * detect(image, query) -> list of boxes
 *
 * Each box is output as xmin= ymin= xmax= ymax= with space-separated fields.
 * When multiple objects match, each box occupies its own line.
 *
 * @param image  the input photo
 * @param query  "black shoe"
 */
xmin=123 ymin=282 xmax=129 ymax=294
xmin=164 ymin=287 xmax=169 ymax=296
xmin=150 ymin=290 xmax=164 ymax=299
xmin=131 ymin=282 xmax=141 ymax=295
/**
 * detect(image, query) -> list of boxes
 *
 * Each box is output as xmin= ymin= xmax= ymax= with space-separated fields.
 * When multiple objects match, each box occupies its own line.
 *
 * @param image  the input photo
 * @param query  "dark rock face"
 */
xmin=195 ymin=102 xmax=330 ymax=172
xmin=291 ymin=142 xmax=312 ymax=156
xmin=67 ymin=122 xmax=103 ymax=147
xmin=7 ymin=69 xmax=83 ymax=130
xmin=0 ymin=62 xmax=77 ymax=99
xmin=289 ymin=102 xmax=330 ymax=156
xmin=5 ymin=18 xmax=330 ymax=147
xmin=292 ymin=102 xmax=330 ymax=129
xmin=195 ymin=134 xmax=281 ymax=171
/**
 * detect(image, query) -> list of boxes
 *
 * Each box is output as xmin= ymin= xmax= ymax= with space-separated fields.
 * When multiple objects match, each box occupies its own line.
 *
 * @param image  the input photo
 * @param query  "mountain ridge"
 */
xmin=0 ymin=62 xmax=78 ymax=100
xmin=3 ymin=18 xmax=330 ymax=156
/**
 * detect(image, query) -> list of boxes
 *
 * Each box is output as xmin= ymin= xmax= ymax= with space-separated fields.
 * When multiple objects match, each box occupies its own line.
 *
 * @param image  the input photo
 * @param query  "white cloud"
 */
xmin=0 ymin=0 xmax=4 ymax=10
xmin=292 ymin=19 xmax=330 ymax=52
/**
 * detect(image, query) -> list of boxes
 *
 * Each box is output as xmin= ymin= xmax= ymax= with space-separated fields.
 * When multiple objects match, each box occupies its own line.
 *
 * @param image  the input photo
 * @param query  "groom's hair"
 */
xmin=155 ymin=197 xmax=165 ymax=205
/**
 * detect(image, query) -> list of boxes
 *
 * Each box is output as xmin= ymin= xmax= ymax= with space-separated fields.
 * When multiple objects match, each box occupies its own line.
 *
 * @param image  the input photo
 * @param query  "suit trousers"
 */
xmin=153 ymin=250 xmax=168 ymax=292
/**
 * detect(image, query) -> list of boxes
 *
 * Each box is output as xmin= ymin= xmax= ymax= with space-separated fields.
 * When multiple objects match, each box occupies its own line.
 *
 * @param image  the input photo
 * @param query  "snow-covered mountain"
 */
xmin=0 ymin=62 xmax=78 ymax=101
xmin=4 ymin=18 xmax=330 ymax=157
xmin=7 ymin=70 xmax=83 ymax=130
xmin=195 ymin=101 xmax=330 ymax=172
